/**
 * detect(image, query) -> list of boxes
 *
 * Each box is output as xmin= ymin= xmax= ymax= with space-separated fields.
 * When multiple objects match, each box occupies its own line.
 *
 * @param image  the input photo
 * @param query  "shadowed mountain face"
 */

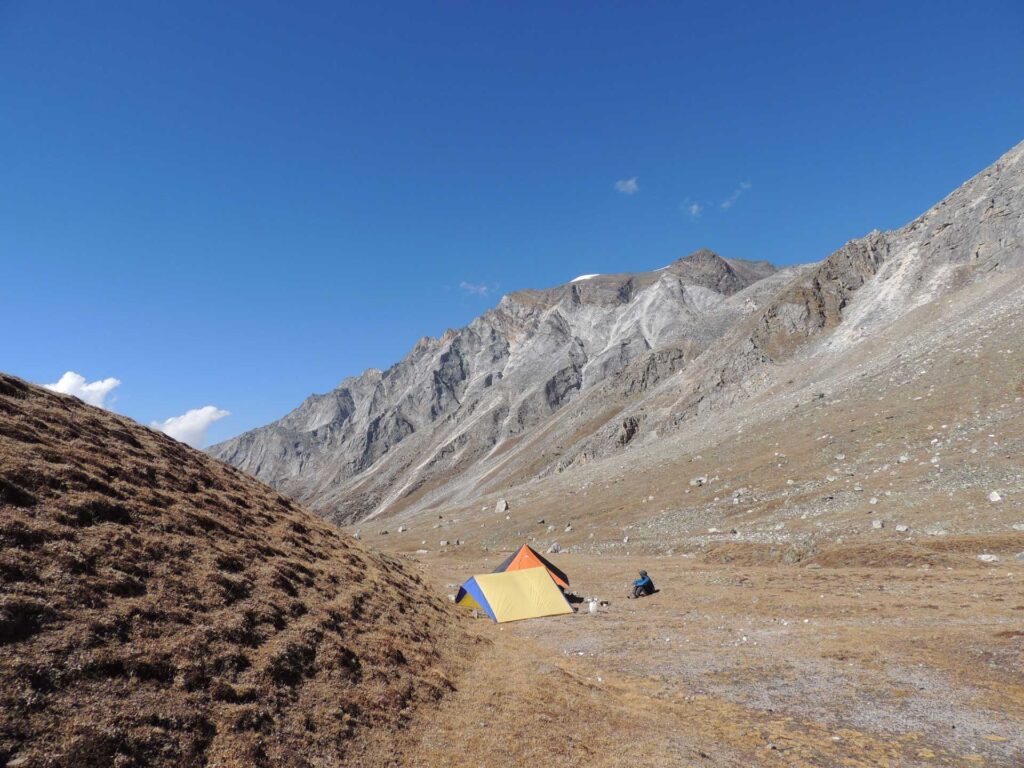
xmin=0 ymin=375 xmax=468 ymax=767
xmin=211 ymin=140 xmax=1024 ymax=527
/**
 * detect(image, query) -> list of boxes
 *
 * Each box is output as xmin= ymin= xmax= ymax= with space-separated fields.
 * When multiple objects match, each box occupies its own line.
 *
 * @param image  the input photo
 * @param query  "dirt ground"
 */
xmin=390 ymin=550 xmax=1024 ymax=767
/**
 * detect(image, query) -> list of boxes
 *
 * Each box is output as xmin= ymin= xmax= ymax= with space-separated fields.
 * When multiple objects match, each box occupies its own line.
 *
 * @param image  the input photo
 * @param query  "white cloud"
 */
xmin=152 ymin=406 xmax=230 ymax=448
xmin=459 ymin=281 xmax=490 ymax=297
xmin=686 ymin=202 xmax=703 ymax=219
xmin=44 ymin=371 xmax=121 ymax=409
xmin=614 ymin=177 xmax=639 ymax=195
xmin=720 ymin=181 xmax=752 ymax=209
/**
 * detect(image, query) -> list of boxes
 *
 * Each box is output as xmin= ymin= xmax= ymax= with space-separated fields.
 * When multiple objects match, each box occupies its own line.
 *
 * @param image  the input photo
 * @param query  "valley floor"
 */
xmin=393 ymin=553 xmax=1023 ymax=767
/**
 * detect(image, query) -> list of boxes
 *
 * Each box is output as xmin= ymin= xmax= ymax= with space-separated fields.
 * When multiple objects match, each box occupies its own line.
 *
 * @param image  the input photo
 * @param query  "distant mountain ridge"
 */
xmin=211 ymin=139 xmax=1024 ymax=525
xmin=210 ymin=250 xmax=794 ymax=522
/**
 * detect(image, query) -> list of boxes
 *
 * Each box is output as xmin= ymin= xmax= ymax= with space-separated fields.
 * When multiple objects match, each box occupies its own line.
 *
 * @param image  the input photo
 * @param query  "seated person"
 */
xmin=631 ymin=569 xmax=655 ymax=598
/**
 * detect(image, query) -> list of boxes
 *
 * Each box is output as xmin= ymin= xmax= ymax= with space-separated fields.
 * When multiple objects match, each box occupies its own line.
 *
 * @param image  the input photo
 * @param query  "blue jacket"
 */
xmin=633 ymin=575 xmax=653 ymax=589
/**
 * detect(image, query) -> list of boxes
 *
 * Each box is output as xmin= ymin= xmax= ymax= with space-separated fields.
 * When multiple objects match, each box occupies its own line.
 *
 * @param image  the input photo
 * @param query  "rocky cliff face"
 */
xmin=212 ymin=140 xmax=1024 ymax=526
xmin=210 ymin=251 xmax=788 ymax=522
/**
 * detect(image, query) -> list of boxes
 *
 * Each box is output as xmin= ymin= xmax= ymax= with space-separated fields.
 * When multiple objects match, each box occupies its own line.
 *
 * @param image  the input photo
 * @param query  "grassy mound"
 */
xmin=0 ymin=374 xmax=469 ymax=768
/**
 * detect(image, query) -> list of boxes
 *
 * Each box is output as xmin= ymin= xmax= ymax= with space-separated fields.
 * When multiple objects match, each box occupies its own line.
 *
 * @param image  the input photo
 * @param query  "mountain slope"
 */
xmin=211 ymin=251 xmax=789 ymax=522
xmin=0 ymin=374 xmax=468 ymax=768
xmin=213 ymin=139 xmax=1023 ymax=528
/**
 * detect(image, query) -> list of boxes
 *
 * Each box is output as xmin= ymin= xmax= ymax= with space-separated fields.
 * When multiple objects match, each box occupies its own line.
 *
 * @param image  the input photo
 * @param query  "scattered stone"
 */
xmin=440 ymin=540 xmax=449 ymax=547
xmin=537 ymin=519 xmax=545 ymax=525
xmin=835 ymin=454 xmax=846 ymax=461
xmin=397 ymin=525 xmax=407 ymax=533
xmin=496 ymin=498 xmax=509 ymax=513
xmin=380 ymin=529 xmax=389 ymax=536
xmin=988 ymin=491 xmax=1002 ymax=503
xmin=869 ymin=497 xmax=878 ymax=505
xmin=872 ymin=520 xmax=884 ymax=529
xmin=547 ymin=524 xmax=556 ymax=532
xmin=898 ymin=455 xmax=909 ymax=463
xmin=547 ymin=543 xmax=561 ymax=554
xmin=708 ymin=527 xmax=720 ymax=534
xmin=456 ymin=539 xmax=464 ymax=546
xmin=1015 ymin=552 xmax=1024 ymax=562
xmin=895 ymin=524 xmax=910 ymax=533
xmin=1013 ymin=523 xmax=1024 ymax=532
xmin=689 ymin=476 xmax=707 ymax=487
xmin=352 ymin=530 xmax=361 ymax=540
xmin=623 ymin=536 xmax=630 ymax=544
xmin=564 ymin=523 xmax=573 ymax=533
xmin=977 ymin=554 xmax=999 ymax=563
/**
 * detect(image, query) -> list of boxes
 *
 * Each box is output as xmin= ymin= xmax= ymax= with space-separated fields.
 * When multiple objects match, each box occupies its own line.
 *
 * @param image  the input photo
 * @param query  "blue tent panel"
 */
xmin=459 ymin=576 xmax=497 ymax=621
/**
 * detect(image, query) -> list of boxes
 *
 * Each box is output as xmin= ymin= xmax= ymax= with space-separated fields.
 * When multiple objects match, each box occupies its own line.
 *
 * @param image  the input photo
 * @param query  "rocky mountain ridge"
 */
xmin=212 ymin=139 xmax=1024 ymax=526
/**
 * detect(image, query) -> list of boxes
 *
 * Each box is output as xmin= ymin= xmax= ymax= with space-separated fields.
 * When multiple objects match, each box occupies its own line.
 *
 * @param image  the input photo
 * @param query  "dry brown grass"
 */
xmin=0 ymin=374 xmax=473 ymax=768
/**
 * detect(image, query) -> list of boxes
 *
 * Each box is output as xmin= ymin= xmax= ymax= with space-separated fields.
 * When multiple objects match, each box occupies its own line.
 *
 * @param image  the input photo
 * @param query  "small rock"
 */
xmin=352 ymin=530 xmax=361 ymax=540
xmin=496 ymin=498 xmax=510 ymax=513
xmin=689 ymin=476 xmax=707 ymax=487
xmin=547 ymin=543 xmax=561 ymax=554
xmin=380 ymin=529 xmax=389 ymax=536
xmin=536 ymin=519 xmax=545 ymax=525
xmin=547 ymin=524 xmax=556 ymax=532
xmin=978 ymin=554 xmax=999 ymax=563
xmin=708 ymin=527 xmax=720 ymax=534
xmin=1015 ymin=552 xmax=1024 ymax=562
xmin=835 ymin=453 xmax=846 ymax=461
xmin=564 ymin=524 xmax=573 ymax=533
xmin=397 ymin=525 xmax=407 ymax=533
xmin=869 ymin=497 xmax=878 ymax=505
xmin=897 ymin=455 xmax=909 ymax=463
xmin=1013 ymin=523 xmax=1024 ymax=532
xmin=872 ymin=520 xmax=884 ymax=529
xmin=988 ymin=491 xmax=1002 ymax=503
xmin=895 ymin=524 xmax=909 ymax=533
xmin=440 ymin=540 xmax=449 ymax=547
xmin=623 ymin=536 xmax=630 ymax=544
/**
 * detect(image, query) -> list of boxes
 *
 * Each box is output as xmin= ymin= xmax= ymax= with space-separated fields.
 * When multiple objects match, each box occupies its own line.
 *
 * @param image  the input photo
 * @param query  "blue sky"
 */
xmin=2 ymin=1 xmax=1023 ymax=446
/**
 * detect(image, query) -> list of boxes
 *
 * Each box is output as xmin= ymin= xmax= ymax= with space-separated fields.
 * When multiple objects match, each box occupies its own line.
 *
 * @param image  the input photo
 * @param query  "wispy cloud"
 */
xmin=720 ymin=181 xmax=752 ymax=209
xmin=614 ymin=176 xmax=639 ymax=195
xmin=459 ymin=281 xmax=491 ymax=297
xmin=44 ymin=371 xmax=121 ymax=409
xmin=685 ymin=201 xmax=703 ymax=219
xmin=152 ymin=406 xmax=230 ymax=448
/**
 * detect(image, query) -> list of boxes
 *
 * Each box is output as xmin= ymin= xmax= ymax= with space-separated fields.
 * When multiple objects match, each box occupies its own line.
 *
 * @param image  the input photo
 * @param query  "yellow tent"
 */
xmin=455 ymin=566 xmax=573 ymax=623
